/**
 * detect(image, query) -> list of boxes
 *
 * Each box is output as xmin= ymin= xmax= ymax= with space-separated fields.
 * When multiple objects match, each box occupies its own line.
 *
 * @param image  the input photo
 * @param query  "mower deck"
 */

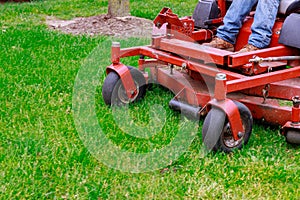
xmin=106 ymin=39 xmax=300 ymax=141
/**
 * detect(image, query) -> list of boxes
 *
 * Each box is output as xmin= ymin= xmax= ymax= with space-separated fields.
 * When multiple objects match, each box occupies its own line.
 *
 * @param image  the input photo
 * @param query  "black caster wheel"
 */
xmin=285 ymin=130 xmax=300 ymax=144
xmin=202 ymin=101 xmax=253 ymax=153
xmin=102 ymin=66 xmax=147 ymax=106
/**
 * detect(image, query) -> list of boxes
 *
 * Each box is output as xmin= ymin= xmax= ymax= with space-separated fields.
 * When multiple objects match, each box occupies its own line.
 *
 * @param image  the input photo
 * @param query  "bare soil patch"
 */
xmin=46 ymin=14 xmax=154 ymax=38
xmin=0 ymin=0 xmax=30 ymax=2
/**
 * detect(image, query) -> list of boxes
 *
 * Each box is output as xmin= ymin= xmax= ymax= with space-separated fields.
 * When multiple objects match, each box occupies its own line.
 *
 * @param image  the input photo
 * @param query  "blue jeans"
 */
xmin=216 ymin=0 xmax=280 ymax=48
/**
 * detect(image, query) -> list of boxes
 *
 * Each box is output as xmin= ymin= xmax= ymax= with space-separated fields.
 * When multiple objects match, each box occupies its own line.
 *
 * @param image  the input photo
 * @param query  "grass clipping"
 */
xmin=46 ymin=14 xmax=153 ymax=38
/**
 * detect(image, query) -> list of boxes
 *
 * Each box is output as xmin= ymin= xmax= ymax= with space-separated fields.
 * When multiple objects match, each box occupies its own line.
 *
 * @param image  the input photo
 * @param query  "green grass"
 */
xmin=1 ymin=0 xmax=300 ymax=199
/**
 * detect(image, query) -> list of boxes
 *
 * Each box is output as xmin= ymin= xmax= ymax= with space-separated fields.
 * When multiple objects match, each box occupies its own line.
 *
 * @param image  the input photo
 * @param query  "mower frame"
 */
xmin=103 ymin=0 xmax=300 ymax=151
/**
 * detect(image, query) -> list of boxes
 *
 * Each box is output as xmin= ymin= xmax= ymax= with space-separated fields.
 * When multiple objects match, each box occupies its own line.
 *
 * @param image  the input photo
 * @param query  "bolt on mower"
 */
xmin=102 ymin=0 xmax=300 ymax=152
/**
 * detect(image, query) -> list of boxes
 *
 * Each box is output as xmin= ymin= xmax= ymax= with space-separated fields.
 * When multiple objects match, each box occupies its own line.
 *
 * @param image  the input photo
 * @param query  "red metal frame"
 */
xmin=106 ymin=2 xmax=300 ymax=141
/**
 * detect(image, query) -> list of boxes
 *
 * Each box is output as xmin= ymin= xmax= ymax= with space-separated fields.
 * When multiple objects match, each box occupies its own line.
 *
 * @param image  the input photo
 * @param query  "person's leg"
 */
xmin=217 ymin=0 xmax=258 ymax=44
xmin=248 ymin=0 xmax=280 ymax=48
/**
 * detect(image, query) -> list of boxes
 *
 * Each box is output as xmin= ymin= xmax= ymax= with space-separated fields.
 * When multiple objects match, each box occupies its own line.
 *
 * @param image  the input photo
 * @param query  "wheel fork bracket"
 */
xmin=106 ymin=41 xmax=137 ymax=99
xmin=209 ymin=99 xmax=244 ymax=141
xmin=106 ymin=63 xmax=137 ymax=99
xmin=210 ymin=73 xmax=243 ymax=141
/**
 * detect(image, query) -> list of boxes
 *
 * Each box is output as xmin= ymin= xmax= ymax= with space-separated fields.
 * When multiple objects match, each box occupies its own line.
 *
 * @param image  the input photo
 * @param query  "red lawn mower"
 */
xmin=102 ymin=0 xmax=300 ymax=152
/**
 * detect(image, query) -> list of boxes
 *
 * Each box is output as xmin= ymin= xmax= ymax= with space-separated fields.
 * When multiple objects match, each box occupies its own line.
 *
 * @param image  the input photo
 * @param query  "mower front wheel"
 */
xmin=285 ymin=130 xmax=300 ymax=144
xmin=102 ymin=66 xmax=146 ymax=106
xmin=202 ymin=101 xmax=253 ymax=153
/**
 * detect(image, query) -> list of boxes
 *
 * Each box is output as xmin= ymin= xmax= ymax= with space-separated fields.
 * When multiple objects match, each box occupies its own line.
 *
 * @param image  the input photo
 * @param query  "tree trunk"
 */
xmin=108 ymin=0 xmax=130 ymax=17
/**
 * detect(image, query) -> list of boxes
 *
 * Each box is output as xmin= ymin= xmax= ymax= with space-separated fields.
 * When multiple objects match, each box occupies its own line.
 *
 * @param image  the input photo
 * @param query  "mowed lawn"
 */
xmin=0 ymin=0 xmax=299 ymax=199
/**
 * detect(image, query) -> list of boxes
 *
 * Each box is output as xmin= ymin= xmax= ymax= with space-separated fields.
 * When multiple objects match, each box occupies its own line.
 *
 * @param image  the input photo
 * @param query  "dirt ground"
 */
xmin=46 ymin=14 xmax=154 ymax=38
xmin=0 ymin=0 xmax=30 ymax=2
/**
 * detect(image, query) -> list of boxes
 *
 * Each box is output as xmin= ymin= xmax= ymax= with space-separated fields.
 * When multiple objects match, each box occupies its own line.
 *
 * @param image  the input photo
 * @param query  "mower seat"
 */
xmin=279 ymin=13 xmax=300 ymax=49
xmin=278 ymin=0 xmax=300 ymax=16
xmin=278 ymin=0 xmax=300 ymax=49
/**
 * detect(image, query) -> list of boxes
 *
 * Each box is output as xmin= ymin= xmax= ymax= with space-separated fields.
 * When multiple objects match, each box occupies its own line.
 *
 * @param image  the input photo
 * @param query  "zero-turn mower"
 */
xmin=102 ymin=0 xmax=300 ymax=152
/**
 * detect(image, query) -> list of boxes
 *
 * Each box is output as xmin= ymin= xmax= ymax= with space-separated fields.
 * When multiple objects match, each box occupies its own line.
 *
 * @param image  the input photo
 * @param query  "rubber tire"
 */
xmin=102 ymin=66 xmax=146 ymax=106
xmin=202 ymin=101 xmax=253 ymax=153
xmin=285 ymin=130 xmax=300 ymax=144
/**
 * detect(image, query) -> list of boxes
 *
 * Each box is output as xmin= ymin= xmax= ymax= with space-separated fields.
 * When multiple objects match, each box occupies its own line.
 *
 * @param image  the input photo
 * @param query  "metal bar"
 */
xmin=111 ymin=42 xmax=121 ymax=64
xmin=190 ymin=29 xmax=213 ymax=42
xmin=228 ymin=46 xmax=297 ymax=67
xmin=139 ymin=46 xmax=244 ymax=80
xmin=119 ymin=46 xmax=144 ymax=58
xmin=249 ymin=56 xmax=300 ymax=63
xmin=218 ymin=0 xmax=226 ymax=17
xmin=118 ymin=45 xmax=242 ymax=80
xmin=156 ymin=38 xmax=232 ymax=65
xmin=227 ymin=66 xmax=300 ymax=93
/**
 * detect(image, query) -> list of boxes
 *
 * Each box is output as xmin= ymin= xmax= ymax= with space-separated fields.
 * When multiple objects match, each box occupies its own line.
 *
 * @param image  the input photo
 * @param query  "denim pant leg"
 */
xmin=249 ymin=0 xmax=280 ymax=48
xmin=216 ymin=0 xmax=258 ymax=44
